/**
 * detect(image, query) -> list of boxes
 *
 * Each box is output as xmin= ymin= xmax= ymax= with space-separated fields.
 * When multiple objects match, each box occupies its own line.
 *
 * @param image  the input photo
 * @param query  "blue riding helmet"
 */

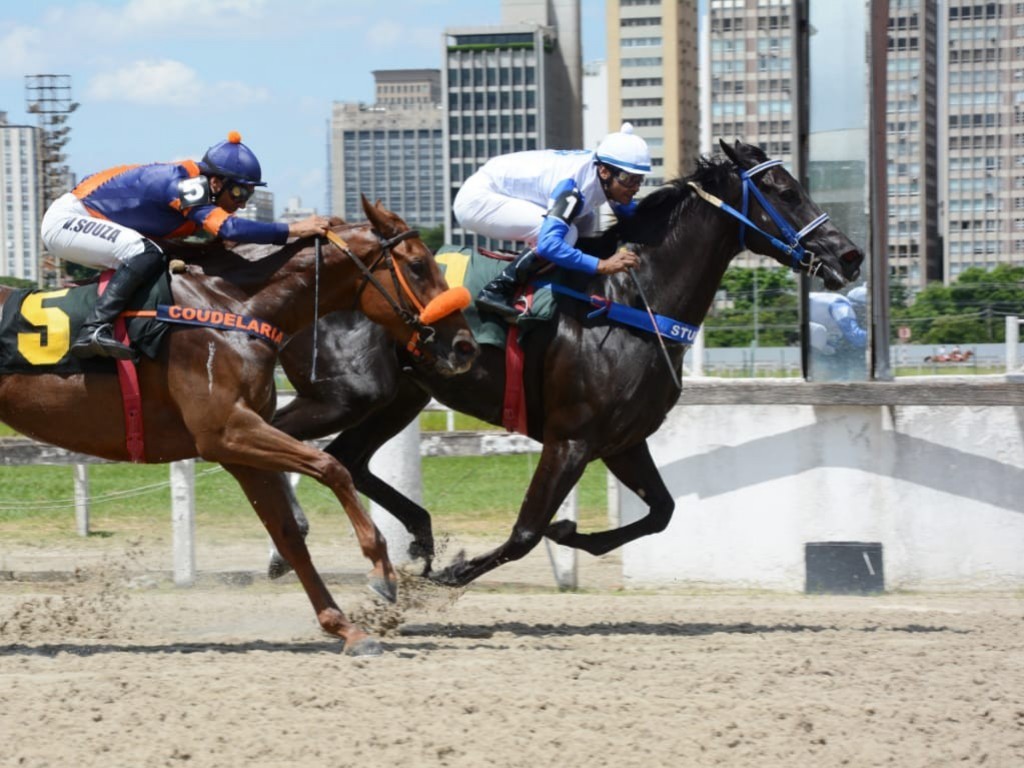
xmin=201 ymin=131 xmax=267 ymax=186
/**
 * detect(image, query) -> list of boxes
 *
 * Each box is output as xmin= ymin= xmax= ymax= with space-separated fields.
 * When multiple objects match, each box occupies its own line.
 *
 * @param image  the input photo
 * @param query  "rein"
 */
xmin=320 ymin=228 xmax=469 ymax=357
xmin=687 ymin=159 xmax=836 ymax=283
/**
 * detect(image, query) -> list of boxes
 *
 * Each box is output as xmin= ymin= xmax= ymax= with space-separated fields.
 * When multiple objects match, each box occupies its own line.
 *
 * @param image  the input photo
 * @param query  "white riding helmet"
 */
xmin=596 ymin=122 xmax=652 ymax=174
xmin=847 ymin=285 xmax=867 ymax=305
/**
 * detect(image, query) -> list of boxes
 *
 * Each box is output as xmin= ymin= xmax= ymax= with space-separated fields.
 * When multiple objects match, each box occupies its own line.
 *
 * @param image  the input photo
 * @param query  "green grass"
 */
xmin=0 ymin=453 xmax=608 ymax=543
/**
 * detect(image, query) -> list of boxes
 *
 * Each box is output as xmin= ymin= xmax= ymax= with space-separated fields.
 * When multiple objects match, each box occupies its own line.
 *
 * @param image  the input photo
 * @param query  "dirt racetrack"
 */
xmin=0 ymin=537 xmax=1022 ymax=768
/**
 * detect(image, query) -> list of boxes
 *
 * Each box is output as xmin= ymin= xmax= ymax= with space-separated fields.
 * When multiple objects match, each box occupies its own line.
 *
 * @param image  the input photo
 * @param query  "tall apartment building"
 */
xmin=608 ymin=0 xmax=699 ymax=189
xmin=704 ymin=0 xmax=798 ymax=268
xmin=444 ymin=0 xmax=583 ymax=248
xmin=944 ymin=0 xmax=1024 ymax=280
xmin=888 ymin=0 xmax=940 ymax=289
xmin=329 ymin=69 xmax=445 ymax=228
xmin=0 ymin=112 xmax=43 ymax=283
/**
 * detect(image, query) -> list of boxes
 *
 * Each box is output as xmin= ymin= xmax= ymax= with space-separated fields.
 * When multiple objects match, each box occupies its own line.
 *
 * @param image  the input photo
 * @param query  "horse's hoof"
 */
xmin=368 ymin=575 xmax=398 ymax=604
xmin=428 ymin=566 xmax=462 ymax=588
xmin=545 ymin=519 xmax=578 ymax=544
xmin=267 ymin=552 xmax=293 ymax=580
xmin=344 ymin=636 xmax=384 ymax=657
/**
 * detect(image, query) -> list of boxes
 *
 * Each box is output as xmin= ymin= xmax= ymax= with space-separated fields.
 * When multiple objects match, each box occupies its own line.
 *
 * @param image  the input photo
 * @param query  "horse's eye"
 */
xmin=780 ymin=188 xmax=801 ymax=204
xmin=408 ymin=260 xmax=428 ymax=278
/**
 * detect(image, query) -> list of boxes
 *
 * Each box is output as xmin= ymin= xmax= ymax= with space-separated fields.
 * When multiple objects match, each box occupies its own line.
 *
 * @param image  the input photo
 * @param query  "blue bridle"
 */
xmin=688 ymin=158 xmax=831 ymax=277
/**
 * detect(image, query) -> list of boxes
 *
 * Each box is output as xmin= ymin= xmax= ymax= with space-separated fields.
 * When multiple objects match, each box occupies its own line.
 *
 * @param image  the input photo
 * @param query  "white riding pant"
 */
xmin=453 ymin=172 xmax=579 ymax=247
xmin=41 ymin=192 xmax=153 ymax=270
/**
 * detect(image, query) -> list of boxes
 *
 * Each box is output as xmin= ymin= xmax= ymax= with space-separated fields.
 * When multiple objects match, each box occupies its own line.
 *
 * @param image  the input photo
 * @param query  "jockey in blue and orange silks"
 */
xmin=41 ymin=131 xmax=330 ymax=360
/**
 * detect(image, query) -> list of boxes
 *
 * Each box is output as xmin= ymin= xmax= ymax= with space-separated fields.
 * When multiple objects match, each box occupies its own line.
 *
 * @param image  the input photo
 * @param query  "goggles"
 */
xmin=607 ymin=167 xmax=644 ymax=189
xmin=227 ymin=182 xmax=256 ymax=204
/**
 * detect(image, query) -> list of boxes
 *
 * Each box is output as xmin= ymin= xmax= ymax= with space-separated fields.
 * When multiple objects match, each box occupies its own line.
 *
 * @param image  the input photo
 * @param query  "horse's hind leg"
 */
xmin=221 ymin=464 xmax=381 ymax=656
xmin=432 ymin=438 xmax=589 ymax=587
xmin=321 ymin=382 xmax=435 ymax=563
xmin=545 ymin=440 xmax=675 ymax=555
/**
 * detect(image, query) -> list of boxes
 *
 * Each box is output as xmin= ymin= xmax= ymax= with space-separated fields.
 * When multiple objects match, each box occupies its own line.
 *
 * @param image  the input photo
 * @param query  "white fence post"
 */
xmin=1006 ymin=316 xmax=1020 ymax=373
xmin=170 ymin=460 xmax=196 ymax=586
xmin=73 ymin=463 xmax=89 ymax=537
xmin=606 ymin=469 xmax=620 ymax=529
xmin=369 ymin=421 xmax=420 ymax=566
xmin=691 ymin=326 xmax=705 ymax=376
xmin=545 ymin=485 xmax=579 ymax=590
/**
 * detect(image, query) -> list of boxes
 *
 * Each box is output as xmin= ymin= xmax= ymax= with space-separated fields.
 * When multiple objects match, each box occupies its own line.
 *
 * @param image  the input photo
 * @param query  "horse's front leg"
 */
xmin=221 ymin=464 xmax=381 ymax=656
xmin=195 ymin=407 xmax=397 ymax=603
xmin=431 ymin=438 xmax=588 ymax=587
xmin=267 ymin=378 xmax=434 ymax=579
xmin=545 ymin=440 xmax=675 ymax=555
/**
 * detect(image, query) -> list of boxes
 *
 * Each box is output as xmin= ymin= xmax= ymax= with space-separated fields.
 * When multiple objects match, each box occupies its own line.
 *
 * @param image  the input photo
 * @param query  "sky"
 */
xmin=0 ymin=0 xmax=609 ymax=216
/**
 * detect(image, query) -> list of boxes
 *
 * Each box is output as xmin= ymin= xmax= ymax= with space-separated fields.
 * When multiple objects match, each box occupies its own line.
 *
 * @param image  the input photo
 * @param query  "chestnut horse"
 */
xmin=0 ymin=196 xmax=478 ymax=655
xmin=271 ymin=140 xmax=864 ymax=587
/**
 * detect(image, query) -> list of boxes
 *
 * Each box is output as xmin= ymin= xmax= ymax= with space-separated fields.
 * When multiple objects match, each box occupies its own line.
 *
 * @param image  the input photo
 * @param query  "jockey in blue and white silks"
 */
xmin=453 ymin=123 xmax=652 ymax=319
xmin=808 ymin=288 xmax=868 ymax=354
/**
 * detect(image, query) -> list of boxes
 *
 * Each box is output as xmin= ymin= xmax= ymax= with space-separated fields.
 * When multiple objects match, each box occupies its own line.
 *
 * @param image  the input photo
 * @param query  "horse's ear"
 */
xmin=361 ymin=194 xmax=401 ymax=236
xmin=361 ymin=194 xmax=382 ymax=229
xmin=719 ymin=138 xmax=744 ymax=167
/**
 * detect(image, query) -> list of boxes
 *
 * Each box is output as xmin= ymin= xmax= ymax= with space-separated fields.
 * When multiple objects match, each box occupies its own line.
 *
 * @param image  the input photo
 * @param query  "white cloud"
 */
xmin=86 ymin=59 xmax=269 ymax=108
xmin=0 ymin=24 xmax=45 ymax=77
xmin=42 ymin=0 xmax=271 ymax=40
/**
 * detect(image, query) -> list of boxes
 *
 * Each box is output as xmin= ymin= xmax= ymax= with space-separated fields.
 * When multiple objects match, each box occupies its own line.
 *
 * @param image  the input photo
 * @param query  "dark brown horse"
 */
xmin=0 ymin=196 xmax=478 ymax=654
xmin=271 ymin=141 xmax=864 ymax=587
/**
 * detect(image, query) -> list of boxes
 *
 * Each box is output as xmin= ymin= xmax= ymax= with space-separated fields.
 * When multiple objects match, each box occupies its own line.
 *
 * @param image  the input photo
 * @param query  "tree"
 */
xmin=704 ymin=266 xmax=800 ymax=347
xmin=890 ymin=265 xmax=1024 ymax=343
xmin=0 ymin=276 xmax=36 ymax=289
xmin=417 ymin=224 xmax=445 ymax=253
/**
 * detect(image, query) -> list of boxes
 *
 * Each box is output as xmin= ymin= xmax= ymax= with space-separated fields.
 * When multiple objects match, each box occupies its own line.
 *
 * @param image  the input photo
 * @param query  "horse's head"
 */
xmin=325 ymin=196 xmax=478 ymax=376
xmin=718 ymin=139 xmax=863 ymax=290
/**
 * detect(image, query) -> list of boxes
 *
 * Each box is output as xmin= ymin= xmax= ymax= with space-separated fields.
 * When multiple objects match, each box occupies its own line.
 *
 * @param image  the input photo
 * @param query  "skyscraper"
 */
xmin=944 ymin=0 xmax=1024 ymax=281
xmin=444 ymin=0 xmax=583 ymax=248
xmin=704 ymin=0 xmax=797 ymax=268
xmin=608 ymin=0 xmax=699 ymax=188
xmin=887 ymin=0 xmax=940 ymax=289
xmin=0 ymin=113 xmax=43 ymax=283
xmin=329 ymin=69 xmax=445 ymax=228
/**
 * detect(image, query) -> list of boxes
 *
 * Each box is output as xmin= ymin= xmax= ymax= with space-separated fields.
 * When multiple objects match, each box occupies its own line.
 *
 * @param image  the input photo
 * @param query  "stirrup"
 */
xmin=70 ymin=324 xmax=135 ymax=361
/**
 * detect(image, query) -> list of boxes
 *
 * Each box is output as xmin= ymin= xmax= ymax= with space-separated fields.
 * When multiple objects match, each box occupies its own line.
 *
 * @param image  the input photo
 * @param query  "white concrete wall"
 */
xmin=621 ymin=404 xmax=1024 ymax=591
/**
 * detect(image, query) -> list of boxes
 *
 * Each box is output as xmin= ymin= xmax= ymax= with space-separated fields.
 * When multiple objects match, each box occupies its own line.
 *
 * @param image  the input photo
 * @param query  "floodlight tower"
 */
xmin=25 ymin=74 xmax=79 ymax=286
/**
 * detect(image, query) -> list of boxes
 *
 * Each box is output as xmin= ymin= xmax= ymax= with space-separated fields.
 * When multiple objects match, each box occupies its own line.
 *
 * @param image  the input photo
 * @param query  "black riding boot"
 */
xmin=475 ymin=249 xmax=538 ymax=320
xmin=71 ymin=246 xmax=165 ymax=360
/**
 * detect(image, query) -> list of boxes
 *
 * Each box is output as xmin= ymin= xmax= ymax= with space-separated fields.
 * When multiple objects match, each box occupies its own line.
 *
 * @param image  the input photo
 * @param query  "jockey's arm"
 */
xmin=535 ymin=179 xmax=599 ymax=273
xmin=535 ymin=179 xmax=640 ymax=276
xmin=829 ymin=298 xmax=867 ymax=349
xmin=189 ymin=205 xmax=290 ymax=245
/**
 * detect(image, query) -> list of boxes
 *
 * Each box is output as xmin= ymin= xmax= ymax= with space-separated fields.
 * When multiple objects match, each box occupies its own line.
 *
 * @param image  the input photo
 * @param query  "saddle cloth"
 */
xmin=435 ymin=244 xmax=558 ymax=350
xmin=0 ymin=272 xmax=171 ymax=374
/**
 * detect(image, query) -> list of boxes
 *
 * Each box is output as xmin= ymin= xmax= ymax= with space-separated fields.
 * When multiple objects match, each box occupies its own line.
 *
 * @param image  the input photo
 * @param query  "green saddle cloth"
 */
xmin=0 ymin=271 xmax=172 ymax=374
xmin=435 ymin=244 xmax=558 ymax=349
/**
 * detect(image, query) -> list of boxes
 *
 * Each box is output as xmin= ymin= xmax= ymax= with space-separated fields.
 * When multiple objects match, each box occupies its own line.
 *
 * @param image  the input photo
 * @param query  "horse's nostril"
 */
xmin=841 ymin=249 xmax=862 ymax=263
xmin=455 ymin=339 xmax=479 ymax=361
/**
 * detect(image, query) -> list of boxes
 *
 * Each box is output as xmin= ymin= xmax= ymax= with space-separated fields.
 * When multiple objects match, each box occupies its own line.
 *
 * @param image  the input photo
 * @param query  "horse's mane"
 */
xmin=160 ymin=218 xmax=359 ymax=286
xmin=603 ymin=154 xmax=738 ymax=248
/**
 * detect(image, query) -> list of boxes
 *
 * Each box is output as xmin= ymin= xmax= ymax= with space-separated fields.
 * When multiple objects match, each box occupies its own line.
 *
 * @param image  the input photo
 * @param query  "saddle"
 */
xmin=0 ymin=271 xmax=172 ymax=375
xmin=435 ymin=245 xmax=565 ymax=435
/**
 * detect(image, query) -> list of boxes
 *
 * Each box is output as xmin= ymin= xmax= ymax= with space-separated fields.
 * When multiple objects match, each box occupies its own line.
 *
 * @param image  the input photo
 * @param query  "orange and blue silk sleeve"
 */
xmin=186 ymin=205 xmax=289 ymax=244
